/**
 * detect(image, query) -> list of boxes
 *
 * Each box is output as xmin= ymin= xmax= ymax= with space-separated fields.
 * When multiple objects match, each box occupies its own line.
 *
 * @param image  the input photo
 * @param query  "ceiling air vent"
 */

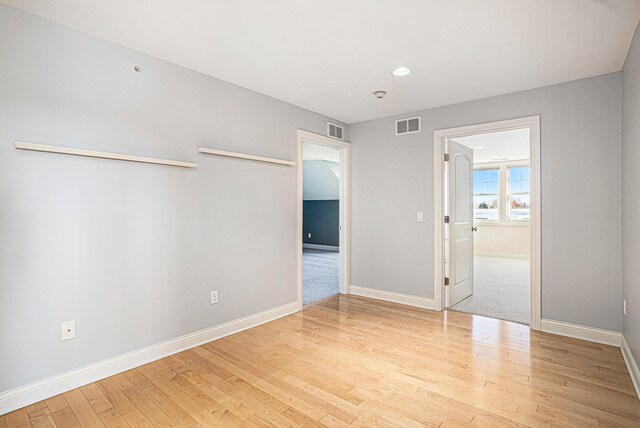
xmin=395 ymin=116 xmax=421 ymax=135
xmin=327 ymin=122 xmax=344 ymax=140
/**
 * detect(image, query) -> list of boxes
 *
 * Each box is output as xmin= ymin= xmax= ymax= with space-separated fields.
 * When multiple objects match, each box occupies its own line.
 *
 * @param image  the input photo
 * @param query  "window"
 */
xmin=508 ymin=167 xmax=530 ymax=220
xmin=473 ymin=169 xmax=499 ymax=221
xmin=472 ymin=163 xmax=530 ymax=224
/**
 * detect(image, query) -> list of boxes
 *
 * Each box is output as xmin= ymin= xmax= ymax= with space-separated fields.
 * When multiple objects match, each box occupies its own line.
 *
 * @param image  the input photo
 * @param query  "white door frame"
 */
xmin=296 ymin=130 xmax=351 ymax=309
xmin=433 ymin=116 xmax=541 ymax=330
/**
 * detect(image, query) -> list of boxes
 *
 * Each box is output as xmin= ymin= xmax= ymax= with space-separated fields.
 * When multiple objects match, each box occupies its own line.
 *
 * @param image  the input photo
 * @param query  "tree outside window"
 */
xmin=508 ymin=167 xmax=530 ymax=221
xmin=473 ymin=169 xmax=499 ymax=221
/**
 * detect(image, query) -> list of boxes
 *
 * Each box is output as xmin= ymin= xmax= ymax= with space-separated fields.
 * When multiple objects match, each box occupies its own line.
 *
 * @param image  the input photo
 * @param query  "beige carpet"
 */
xmin=449 ymin=256 xmax=530 ymax=324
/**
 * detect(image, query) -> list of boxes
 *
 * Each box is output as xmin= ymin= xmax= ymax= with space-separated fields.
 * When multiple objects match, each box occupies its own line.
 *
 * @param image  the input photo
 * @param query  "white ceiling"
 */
xmin=4 ymin=0 xmax=640 ymax=124
xmin=303 ymin=142 xmax=340 ymax=163
xmin=453 ymin=128 xmax=530 ymax=163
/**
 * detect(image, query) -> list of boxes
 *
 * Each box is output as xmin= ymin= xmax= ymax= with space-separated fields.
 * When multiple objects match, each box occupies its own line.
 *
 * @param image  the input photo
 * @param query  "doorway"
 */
xmin=296 ymin=130 xmax=350 ymax=308
xmin=433 ymin=116 xmax=541 ymax=329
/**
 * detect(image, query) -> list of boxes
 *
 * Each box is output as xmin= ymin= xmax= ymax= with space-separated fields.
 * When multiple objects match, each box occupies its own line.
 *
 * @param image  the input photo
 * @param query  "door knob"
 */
xmin=471 ymin=226 xmax=478 ymax=232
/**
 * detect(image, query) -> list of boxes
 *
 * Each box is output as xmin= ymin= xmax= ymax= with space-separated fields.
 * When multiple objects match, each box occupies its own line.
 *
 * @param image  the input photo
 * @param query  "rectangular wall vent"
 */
xmin=395 ymin=116 xmax=421 ymax=135
xmin=327 ymin=122 xmax=344 ymax=140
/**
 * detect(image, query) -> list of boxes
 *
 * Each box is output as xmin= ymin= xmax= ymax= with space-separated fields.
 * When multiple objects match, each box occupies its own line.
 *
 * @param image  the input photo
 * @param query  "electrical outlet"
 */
xmin=210 ymin=290 xmax=219 ymax=305
xmin=417 ymin=212 xmax=424 ymax=222
xmin=308 ymin=233 xmax=311 ymax=238
xmin=624 ymin=299 xmax=627 ymax=315
xmin=62 ymin=320 xmax=75 ymax=341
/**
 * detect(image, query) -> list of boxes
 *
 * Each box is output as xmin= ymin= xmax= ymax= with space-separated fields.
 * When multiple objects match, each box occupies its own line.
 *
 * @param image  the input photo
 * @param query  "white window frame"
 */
xmin=506 ymin=164 xmax=531 ymax=223
xmin=473 ymin=160 xmax=529 ymax=226
xmin=473 ymin=166 xmax=501 ymax=224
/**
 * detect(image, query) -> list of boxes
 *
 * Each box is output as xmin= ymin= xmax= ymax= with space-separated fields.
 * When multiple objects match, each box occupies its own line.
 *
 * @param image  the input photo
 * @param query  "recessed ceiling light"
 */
xmin=392 ymin=66 xmax=411 ymax=77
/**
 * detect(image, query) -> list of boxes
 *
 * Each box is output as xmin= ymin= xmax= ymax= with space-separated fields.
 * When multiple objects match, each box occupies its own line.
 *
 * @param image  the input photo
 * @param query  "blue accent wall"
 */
xmin=303 ymin=200 xmax=339 ymax=247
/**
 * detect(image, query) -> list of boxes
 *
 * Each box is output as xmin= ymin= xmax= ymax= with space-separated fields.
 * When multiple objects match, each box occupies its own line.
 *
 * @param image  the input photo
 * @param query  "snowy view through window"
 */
xmin=508 ymin=167 xmax=530 ymax=220
xmin=473 ymin=167 xmax=529 ymax=221
xmin=473 ymin=169 xmax=499 ymax=220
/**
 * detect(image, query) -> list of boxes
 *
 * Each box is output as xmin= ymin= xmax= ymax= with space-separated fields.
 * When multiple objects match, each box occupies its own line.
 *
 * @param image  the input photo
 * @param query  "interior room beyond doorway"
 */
xmin=302 ymin=142 xmax=341 ymax=305
xmin=446 ymin=128 xmax=531 ymax=324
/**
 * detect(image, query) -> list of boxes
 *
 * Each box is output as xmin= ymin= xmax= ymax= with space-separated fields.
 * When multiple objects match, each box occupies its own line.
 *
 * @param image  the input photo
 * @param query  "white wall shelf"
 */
xmin=14 ymin=141 xmax=199 ymax=168
xmin=197 ymin=147 xmax=296 ymax=166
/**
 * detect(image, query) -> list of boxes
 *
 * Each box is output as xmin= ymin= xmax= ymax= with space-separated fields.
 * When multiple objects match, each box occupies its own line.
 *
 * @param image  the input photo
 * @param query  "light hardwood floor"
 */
xmin=3 ymin=294 xmax=639 ymax=427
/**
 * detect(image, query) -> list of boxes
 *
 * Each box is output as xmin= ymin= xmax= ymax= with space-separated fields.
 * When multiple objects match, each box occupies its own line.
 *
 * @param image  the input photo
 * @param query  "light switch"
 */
xmin=417 ymin=212 xmax=424 ymax=222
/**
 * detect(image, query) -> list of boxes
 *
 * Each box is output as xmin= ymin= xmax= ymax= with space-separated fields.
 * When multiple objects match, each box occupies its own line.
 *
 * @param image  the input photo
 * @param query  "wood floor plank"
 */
xmin=4 ymin=409 xmax=32 ymax=428
xmin=79 ymin=384 xmax=114 ymax=415
xmin=120 ymin=410 xmax=153 ymax=428
xmin=199 ymin=341 xmax=359 ymax=423
xmin=24 ymin=403 xmax=47 ymax=416
xmin=136 ymin=364 xmax=182 ymax=397
xmin=317 ymin=414 xmax=351 ymax=427
xmin=108 ymin=374 xmax=135 ymax=392
xmin=27 ymin=408 xmax=56 ymax=428
xmin=168 ymin=392 xmax=244 ymax=428
xmin=49 ymin=408 xmax=80 ymax=428
xmin=4 ymin=295 xmax=640 ymax=427
xmin=44 ymin=396 xmax=68 ymax=415
xmin=121 ymin=387 xmax=173 ymax=428
xmin=193 ymin=345 xmax=331 ymax=422
xmin=63 ymin=390 xmax=105 ymax=428
xmin=138 ymin=383 xmax=197 ymax=427
xmin=97 ymin=408 xmax=129 ymax=428
xmin=95 ymin=379 xmax=136 ymax=416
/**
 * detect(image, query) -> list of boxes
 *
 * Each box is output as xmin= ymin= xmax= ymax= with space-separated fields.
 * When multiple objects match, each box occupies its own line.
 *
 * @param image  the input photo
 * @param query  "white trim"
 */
xmin=475 ymin=222 xmax=529 ymax=228
xmin=14 ymin=141 xmax=198 ymax=168
xmin=474 ymin=159 xmax=530 ymax=167
xmin=622 ymin=335 xmax=640 ymax=399
xmin=197 ymin=147 xmax=296 ymax=166
xmin=303 ymin=243 xmax=339 ymax=252
xmin=395 ymin=116 xmax=422 ymax=135
xmin=297 ymin=130 xmax=351 ymax=309
xmin=474 ymin=251 xmax=529 ymax=260
xmin=0 ymin=301 xmax=299 ymax=416
xmin=540 ymin=319 xmax=621 ymax=347
xmin=433 ymin=116 xmax=541 ymax=330
xmin=349 ymin=285 xmax=436 ymax=310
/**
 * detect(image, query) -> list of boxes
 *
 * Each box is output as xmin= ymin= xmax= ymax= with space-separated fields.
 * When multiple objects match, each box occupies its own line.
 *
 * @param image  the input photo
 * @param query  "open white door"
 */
xmin=447 ymin=141 xmax=474 ymax=307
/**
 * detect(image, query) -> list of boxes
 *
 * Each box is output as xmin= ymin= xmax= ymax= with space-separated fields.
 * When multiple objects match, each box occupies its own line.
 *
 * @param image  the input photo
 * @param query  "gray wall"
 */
xmin=302 ymin=160 xmax=340 ymax=245
xmin=351 ymin=72 xmax=622 ymax=331
xmin=303 ymin=200 xmax=339 ymax=246
xmin=0 ymin=4 xmax=346 ymax=393
xmin=622 ymin=23 xmax=640 ymax=364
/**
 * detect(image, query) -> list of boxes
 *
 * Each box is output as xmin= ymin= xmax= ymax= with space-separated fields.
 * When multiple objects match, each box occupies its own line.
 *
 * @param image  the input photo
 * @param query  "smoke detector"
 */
xmin=373 ymin=90 xmax=387 ymax=99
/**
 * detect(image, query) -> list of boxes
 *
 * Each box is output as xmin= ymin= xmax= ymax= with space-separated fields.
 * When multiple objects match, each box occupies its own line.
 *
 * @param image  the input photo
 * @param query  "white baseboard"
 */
xmin=349 ymin=285 xmax=435 ymax=310
xmin=474 ymin=251 xmax=529 ymax=260
xmin=0 ymin=301 xmax=299 ymax=416
xmin=540 ymin=318 xmax=621 ymax=347
xmin=303 ymin=243 xmax=339 ymax=252
xmin=622 ymin=335 xmax=640 ymax=400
